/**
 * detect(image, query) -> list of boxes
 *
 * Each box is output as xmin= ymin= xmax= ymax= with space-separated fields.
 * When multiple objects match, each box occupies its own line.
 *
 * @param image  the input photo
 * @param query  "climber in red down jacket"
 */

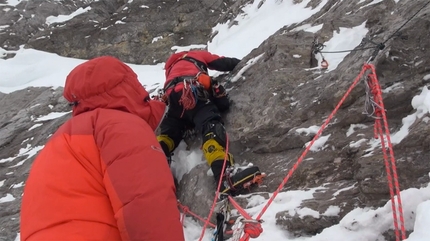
xmin=20 ymin=56 xmax=185 ymax=241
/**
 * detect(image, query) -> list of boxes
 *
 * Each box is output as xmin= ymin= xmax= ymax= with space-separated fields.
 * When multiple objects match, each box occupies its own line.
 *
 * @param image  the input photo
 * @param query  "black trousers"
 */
xmin=158 ymin=89 xmax=224 ymax=154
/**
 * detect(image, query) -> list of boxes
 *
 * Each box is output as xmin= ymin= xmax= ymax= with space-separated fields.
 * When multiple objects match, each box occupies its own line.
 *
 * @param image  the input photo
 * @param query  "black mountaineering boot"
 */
xmin=212 ymin=160 xmax=264 ymax=195
xmin=220 ymin=166 xmax=263 ymax=195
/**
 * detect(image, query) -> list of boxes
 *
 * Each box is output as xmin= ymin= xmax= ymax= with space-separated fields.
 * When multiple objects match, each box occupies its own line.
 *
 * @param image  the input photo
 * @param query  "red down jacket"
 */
xmin=20 ymin=56 xmax=184 ymax=241
xmin=164 ymin=50 xmax=240 ymax=88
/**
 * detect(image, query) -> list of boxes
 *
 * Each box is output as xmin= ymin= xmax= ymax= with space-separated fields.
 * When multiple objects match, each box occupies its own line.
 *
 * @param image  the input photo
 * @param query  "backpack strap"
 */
xmin=166 ymin=54 xmax=209 ymax=77
xmin=164 ymin=54 xmax=211 ymax=92
xmin=166 ymin=53 xmax=188 ymax=77
xmin=181 ymin=56 xmax=208 ymax=74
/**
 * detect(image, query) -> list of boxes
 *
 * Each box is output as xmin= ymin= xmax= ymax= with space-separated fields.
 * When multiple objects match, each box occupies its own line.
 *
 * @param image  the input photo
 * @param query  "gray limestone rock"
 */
xmin=0 ymin=87 xmax=70 ymax=240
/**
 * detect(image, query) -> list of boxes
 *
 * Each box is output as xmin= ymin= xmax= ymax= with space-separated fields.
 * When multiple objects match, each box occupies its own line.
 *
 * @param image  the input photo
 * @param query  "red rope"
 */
xmin=366 ymin=65 xmax=406 ymax=240
xmin=255 ymin=65 xmax=369 ymax=220
xmin=376 ymin=119 xmax=401 ymax=240
xmin=179 ymin=63 xmax=406 ymax=241
xmin=243 ymin=223 xmax=263 ymax=239
xmin=227 ymin=196 xmax=263 ymax=240
xmin=179 ymin=83 xmax=197 ymax=117
xmin=178 ymin=201 xmax=236 ymax=235
xmin=228 ymin=196 xmax=252 ymax=219
xmin=178 ymin=202 xmax=217 ymax=228
xmin=198 ymin=133 xmax=230 ymax=241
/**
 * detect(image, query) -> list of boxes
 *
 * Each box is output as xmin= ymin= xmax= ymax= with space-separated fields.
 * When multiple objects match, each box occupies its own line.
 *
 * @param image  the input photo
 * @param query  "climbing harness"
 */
xmin=178 ymin=78 xmax=199 ymax=114
xmin=162 ymin=54 xmax=214 ymax=117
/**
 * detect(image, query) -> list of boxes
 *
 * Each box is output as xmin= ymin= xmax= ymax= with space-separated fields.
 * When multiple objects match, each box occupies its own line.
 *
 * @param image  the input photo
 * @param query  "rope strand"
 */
xmin=198 ymin=133 xmax=230 ymax=241
xmin=367 ymin=65 xmax=406 ymax=240
xmin=179 ymin=82 xmax=197 ymax=118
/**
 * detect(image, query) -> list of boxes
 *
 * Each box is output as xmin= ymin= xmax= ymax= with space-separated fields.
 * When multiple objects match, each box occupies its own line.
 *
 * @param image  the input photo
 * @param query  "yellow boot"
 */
xmin=202 ymin=138 xmax=234 ymax=189
xmin=203 ymin=138 xmax=263 ymax=195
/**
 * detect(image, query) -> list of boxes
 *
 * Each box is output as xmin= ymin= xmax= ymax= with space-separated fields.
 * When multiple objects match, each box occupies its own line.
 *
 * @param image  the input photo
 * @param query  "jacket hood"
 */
xmin=63 ymin=56 xmax=166 ymax=130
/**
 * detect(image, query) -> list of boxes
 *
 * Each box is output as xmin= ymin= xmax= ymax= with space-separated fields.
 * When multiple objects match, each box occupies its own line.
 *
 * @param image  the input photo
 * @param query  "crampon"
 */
xmin=242 ymin=172 xmax=266 ymax=189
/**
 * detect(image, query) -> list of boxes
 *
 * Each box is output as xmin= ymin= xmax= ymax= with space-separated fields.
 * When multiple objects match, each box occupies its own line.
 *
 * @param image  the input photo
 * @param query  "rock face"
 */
xmin=0 ymin=0 xmax=232 ymax=64
xmin=0 ymin=87 xmax=70 ymax=241
xmin=1 ymin=0 xmax=430 ymax=240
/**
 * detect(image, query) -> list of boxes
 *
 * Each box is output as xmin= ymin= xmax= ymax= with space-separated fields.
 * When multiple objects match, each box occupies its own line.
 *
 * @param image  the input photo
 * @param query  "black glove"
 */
xmin=212 ymin=84 xmax=227 ymax=98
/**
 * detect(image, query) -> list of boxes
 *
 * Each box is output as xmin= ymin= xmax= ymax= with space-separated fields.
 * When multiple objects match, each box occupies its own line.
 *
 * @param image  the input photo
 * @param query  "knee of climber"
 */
xmin=157 ymin=135 xmax=174 ymax=156
xmin=202 ymin=139 xmax=234 ymax=166
xmin=202 ymin=121 xmax=227 ymax=148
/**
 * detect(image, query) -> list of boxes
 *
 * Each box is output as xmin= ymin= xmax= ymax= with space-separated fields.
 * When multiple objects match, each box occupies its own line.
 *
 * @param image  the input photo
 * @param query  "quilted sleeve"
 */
xmin=199 ymin=51 xmax=241 ymax=72
xmin=94 ymin=111 xmax=184 ymax=241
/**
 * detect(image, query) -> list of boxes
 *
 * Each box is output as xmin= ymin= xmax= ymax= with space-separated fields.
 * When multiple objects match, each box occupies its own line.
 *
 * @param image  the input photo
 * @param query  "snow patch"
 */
xmin=230 ymin=54 xmax=264 ymax=82
xmin=0 ymin=193 xmax=15 ymax=203
xmin=46 ymin=7 xmax=91 ymax=25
